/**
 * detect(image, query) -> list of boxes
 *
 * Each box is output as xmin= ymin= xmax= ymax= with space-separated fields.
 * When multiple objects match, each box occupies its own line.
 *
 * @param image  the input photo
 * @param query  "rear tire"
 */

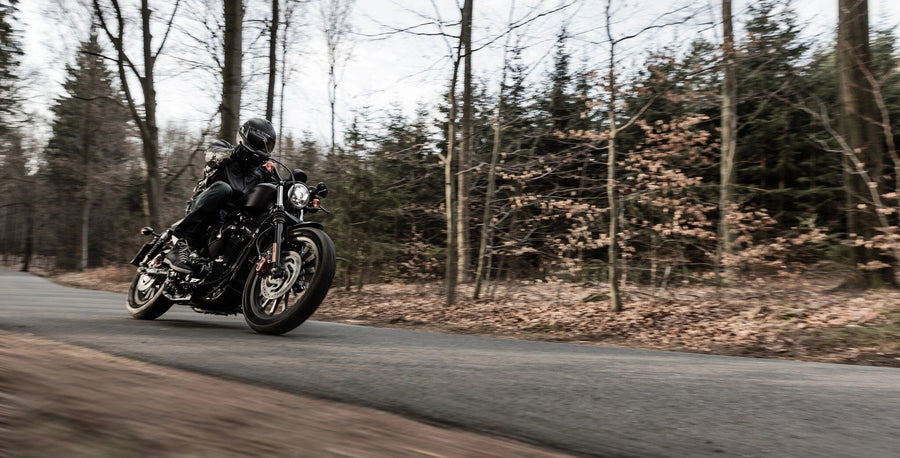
xmin=242 ymin=228 xmax=336 ymax=335
xmin=126 ymin=271 xmax=174 ymax=320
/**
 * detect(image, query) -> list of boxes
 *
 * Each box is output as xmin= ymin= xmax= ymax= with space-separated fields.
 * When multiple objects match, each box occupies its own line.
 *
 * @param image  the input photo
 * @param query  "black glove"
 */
xmin=233 ymin=144 xmax=266 ymax=167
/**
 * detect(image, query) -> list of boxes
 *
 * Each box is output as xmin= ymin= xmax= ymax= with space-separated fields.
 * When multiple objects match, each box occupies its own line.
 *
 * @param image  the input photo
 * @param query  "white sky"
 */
xmin=15 ymin=0 xmax=900 ymax=147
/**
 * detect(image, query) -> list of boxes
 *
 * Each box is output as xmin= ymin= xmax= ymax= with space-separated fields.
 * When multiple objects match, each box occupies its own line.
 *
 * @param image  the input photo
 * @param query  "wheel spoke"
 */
xmin=261 ymin=297 xmax=276 ymax=315
xmin=250 ymin=238 xmax=325 ymax=323
xmin=276 ymin=293 xmax=286 ymax=314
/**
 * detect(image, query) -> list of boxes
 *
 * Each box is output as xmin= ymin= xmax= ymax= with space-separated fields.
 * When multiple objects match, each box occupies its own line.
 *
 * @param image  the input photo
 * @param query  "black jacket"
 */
xmin=193 ymin=140 xmax=276 ymax=198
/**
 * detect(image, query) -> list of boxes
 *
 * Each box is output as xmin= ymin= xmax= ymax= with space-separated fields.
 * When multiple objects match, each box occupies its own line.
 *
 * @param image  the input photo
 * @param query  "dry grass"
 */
xmin=53 ymin=265 xmax=134 ymax=293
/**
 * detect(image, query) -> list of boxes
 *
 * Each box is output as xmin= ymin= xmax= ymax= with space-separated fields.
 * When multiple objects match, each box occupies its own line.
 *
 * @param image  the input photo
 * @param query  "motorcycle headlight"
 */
xmin=287 ymin=184 xmax=311 ymax=209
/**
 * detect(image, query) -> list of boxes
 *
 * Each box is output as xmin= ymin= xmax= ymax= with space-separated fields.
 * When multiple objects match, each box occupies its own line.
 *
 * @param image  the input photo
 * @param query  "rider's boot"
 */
xmin=164 ymin=239 xmax=196 ymax=274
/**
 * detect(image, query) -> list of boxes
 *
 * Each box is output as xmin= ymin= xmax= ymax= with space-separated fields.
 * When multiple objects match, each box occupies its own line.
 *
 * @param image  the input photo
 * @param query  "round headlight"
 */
xmin=288 ymin=184 xmax=311 ymax=208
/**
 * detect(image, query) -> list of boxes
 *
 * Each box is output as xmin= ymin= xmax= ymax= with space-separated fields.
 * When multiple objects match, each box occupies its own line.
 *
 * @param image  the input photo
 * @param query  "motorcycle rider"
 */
xmin=165 ymin=118 xmax=278 ymax=274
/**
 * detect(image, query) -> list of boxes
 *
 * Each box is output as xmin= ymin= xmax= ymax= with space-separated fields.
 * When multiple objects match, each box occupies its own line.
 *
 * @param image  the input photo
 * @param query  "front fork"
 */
xmin=270 ymin=181 xmax=287 ymax=278
xmin=132 ymin=228 xmax=171 ymax=267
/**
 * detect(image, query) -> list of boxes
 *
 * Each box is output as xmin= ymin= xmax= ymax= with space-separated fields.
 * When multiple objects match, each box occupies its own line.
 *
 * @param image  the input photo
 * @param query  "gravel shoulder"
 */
xmin=0 ymin=330 xmax=568 ymax=457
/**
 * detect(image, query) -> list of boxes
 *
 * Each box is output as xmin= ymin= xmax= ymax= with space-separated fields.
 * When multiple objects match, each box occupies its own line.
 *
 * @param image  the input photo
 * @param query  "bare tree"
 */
xmin=600 ymin=1 xmax=692 ymax=311
xmin=474 ymin=0 xmax=517 ymax=300
xmin=836 ymin=0 xmax=895 ymax=287
xmin=716 ymin=0 xmax=737 ymax=284
xmin=359 ymin=1 xmax=576 ymax=303
xmin=604 ymin=0 xmax=623 ymax=312
xmin=444 ymin=39 xmax=463 ymax=307
xmin=456 ymin=0 xmax=474 ymax=283
xmin=221 ymin=0 xmax=242 ymax=141
xmin=320 ymin=0 xmax=355 ymax=155
xmin=277 ymin=0 xmax=303 ymax=154
xmin=93 ymin=0 xmax=181 ymax=229
xmin=266 ymin=0 xmax=279 ymax=121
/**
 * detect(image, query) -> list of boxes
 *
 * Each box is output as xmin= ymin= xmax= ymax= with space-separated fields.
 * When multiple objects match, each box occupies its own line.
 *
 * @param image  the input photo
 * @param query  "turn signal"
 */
xmin=312 ymin=198 xmax=320 ymax=208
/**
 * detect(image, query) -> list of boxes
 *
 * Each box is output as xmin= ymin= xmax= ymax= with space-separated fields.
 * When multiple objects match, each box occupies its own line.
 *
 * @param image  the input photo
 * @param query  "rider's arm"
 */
xmin=262 ymin=161 xmax=279 ymax=183
xmin=204 ymin=139 xmax=235 ymax=169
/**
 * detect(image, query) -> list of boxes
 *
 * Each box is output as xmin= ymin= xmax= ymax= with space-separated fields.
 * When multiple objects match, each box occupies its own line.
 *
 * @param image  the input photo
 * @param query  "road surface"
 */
xmin=1 ymin=271 xmax=898 ymax=457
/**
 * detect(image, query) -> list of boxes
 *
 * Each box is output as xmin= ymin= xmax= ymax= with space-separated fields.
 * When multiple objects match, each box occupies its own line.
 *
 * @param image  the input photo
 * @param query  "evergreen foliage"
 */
xmin=43 ymin=33 xmax=136 ymax=269
xmin=3 ymin=1 xmax=899 ymax=291
xmin=0 ymin=0 xmax=22 ymax=134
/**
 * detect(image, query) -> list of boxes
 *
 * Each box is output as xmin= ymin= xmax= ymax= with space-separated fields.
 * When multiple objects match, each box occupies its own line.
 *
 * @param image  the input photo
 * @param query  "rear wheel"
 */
xmin=126 ymin=271 xmax=174 ymax=320
xmin=242 ymin=228 xmax=336 ymax=335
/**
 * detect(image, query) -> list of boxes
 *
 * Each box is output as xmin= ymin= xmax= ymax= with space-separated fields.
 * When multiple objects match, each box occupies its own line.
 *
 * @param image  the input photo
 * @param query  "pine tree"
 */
xmin=736 ymin=1 xmax=821 ymax=226
xmin=0 ymin=0 xmax=22 ymax=134
xmin=43 ymin=32 xmax=134 ymax=269
xmin=545 ymin=32 xmax=574 ymax=133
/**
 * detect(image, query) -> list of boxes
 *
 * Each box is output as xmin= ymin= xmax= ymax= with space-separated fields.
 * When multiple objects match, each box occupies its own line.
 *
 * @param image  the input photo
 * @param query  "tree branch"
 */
xmin=154 ymin=0 xmax=182 ymax=58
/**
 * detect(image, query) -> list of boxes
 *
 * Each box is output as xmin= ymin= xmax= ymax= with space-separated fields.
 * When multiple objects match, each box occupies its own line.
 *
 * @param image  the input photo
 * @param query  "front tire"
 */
xmin=126 ymin=271 xmax=174 ymax=320
xmin=242 ymin=228 xmax=336 ymax=335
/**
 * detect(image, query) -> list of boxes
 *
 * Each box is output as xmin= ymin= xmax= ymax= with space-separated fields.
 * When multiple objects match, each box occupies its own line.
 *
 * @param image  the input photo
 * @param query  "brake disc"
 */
xmin=260 ymin=251 xmax=303 ymax=299
xmin=136 ymin=274 xmax=157 ymax=292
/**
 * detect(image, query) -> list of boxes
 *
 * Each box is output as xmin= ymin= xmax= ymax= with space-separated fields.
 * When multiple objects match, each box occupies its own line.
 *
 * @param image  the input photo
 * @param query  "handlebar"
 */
xmin=257 ymin=153 xmax=329 ymax=213
xmin=256 ymin=154 xmax=295 ymax=187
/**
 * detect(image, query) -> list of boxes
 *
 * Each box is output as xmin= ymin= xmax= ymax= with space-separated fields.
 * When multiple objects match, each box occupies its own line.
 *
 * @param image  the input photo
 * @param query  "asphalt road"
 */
xmin=1 ymin=271 xmax=899 ymax=457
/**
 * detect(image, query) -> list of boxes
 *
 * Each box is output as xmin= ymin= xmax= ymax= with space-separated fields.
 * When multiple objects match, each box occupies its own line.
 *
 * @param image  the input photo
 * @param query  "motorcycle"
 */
xmin=126 ymin=156 xmax=336 ymax=335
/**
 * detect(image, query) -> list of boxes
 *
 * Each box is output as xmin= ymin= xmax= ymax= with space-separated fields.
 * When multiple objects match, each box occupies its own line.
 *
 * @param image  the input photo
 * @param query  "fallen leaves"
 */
xmin=318 ymin=274 xmax=900 ymax=366
xmin=51 ymin=265 xmax=900 ymax=367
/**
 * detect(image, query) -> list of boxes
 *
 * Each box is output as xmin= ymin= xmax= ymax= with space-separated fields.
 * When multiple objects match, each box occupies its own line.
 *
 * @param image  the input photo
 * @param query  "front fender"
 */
xmin=130 ymin=242 xmax=155 ymax=266
xmin=287 ymin=222 xmax=324 ymax=236
xmin=130 ymin=229 xmax=172 ymax=266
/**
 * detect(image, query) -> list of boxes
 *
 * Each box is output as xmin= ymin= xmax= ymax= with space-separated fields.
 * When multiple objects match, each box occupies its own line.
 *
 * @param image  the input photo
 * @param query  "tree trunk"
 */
xmin=79 ymin=82 xmax=94 ymax=271
xmin=81 ymin=188 xmax=90 ymax=271
xmin=330 ymin=77 xmax=336 ymax=155
xmin=474 ymin=111 xmax=501 ymax=300
xmin=93 ymin=0 xmax=168 ymax=229
xmin=445 ymin=70 xmax=460 ymax=306
xmin=140 ymin=0 xmax=163 ymax=229
xmin=277 ymin=1 xmax=293 ymax=155
xmin=20 ymin=206 xmax=33 ymax=272
xmin=142 ymin=139 xmax=163 ymax=229
xmin=474 ymin=2 xmax=514 ymax=300
xmin=266 ymin=0 xmax=279 ymax=121
xmin=320 ymin=0 xmax=354 ymax=156
xmin=716 ymin=0 xmax=737 ymax=285
xmin=837 ymin=0 xmax=895 ymax=287
xmin=456 ymin=0 xmax=473 ymax=284
xmin=221 ymin=0 xmax=243 ymax=142
xmin=605 ymin=1 xmax=622 ymax=312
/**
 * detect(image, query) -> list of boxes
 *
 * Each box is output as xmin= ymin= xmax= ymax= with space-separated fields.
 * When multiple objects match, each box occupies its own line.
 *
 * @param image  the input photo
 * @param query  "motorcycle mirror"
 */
xmin=292 ymin=169 xmax=308 ymax=183
xmin=316 ymin=182 xmax=328 ymax=198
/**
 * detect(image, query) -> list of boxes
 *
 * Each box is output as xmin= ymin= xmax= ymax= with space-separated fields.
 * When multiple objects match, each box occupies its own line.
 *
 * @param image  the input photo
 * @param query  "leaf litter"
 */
xmin=51 ymin=265 xmax=900 ymax=367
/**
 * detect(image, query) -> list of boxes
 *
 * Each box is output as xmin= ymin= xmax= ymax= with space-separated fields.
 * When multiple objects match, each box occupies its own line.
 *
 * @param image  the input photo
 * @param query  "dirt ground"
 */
xmin=0 ymin=330 xmax=568 ymax=457
xmin=53 ymin=265 xmax=900 ymax=367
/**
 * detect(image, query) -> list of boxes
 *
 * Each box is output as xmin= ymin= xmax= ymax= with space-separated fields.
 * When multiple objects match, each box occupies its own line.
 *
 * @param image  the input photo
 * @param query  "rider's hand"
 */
xmin=265 ymin=160 xmax=274 ymax=172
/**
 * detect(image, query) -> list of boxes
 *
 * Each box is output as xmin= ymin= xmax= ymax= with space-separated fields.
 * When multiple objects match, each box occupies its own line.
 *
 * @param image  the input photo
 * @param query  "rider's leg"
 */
xmin=172 ymin=181 xmax=233 ymax=248
xmin=166 ymin=182 xmax=233 ymax=273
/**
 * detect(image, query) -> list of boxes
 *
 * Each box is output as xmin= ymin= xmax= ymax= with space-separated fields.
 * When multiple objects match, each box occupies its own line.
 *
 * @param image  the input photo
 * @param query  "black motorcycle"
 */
xmin=126 ymin=158 xmax=335 ymax=335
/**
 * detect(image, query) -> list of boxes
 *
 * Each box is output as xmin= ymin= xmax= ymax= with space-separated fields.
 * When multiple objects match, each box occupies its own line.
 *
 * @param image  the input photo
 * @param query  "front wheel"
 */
xmin=126 ymin=271 xmax=173 ymax=320
xmin=242 ymin=228 xmax=336 ymax=335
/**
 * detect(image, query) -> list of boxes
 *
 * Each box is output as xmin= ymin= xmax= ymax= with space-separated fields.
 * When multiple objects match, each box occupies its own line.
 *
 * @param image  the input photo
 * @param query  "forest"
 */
xmin=1 ymin=0 xmax=899 ymax=313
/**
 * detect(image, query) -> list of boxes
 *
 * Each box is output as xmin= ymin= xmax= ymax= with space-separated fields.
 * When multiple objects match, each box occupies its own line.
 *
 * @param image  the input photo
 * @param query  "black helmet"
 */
xmin=239 ymin=118 xmax=277 ymax=156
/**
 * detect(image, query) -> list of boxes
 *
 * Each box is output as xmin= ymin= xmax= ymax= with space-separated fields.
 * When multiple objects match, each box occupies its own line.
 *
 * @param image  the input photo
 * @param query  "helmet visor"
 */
xmin=246 ymin=128 xmax=275 ymax=154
